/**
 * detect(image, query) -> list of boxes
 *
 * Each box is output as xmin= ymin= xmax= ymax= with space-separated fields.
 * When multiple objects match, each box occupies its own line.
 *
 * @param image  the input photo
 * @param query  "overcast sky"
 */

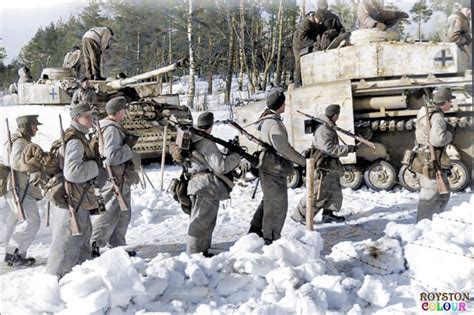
xmin=1 ymin=0 xmax=448 ymax=65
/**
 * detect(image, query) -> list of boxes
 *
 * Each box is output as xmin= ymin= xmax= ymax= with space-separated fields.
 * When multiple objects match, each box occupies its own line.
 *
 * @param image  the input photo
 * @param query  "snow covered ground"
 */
xmin=0 ymin=91 xmax=473 ymax=314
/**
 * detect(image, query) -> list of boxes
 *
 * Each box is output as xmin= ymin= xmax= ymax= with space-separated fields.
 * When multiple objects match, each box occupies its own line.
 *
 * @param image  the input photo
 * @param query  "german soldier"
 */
xmin=82 ymin=27 xmax=114 ymax=80
xmin=446 ymin=3 xmax=471 ymax=50
xmin=413 ymin=88 xmax=454 ymax=222
xmin=292 ymin=11 xmax=323 ymax=87
xmin=291 ymin=104 xmax=355 ymax=225
xmin=314 ymin=0 xmax=348 ymax=51
xmin=46 ymin=103 xmax=99 ymax=278
xmin=248 ymin=88 xmax=306 ymax=244
xmin=357 ymin=0 xmax=409 ymax=31
xmin=3 ymin=115 xmax=43 ymax=266
xmin=90 ymin=96 xmax=140 ymax=257
xmin=70 ymin=77 xmax=97 ymax=106
xmin=186 ymin=112 xmax=241 ymax=257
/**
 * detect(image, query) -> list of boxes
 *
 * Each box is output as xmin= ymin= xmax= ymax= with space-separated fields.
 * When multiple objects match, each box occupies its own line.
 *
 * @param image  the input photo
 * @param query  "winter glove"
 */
xmin=347 ymin=145 xmax=357 ymax=153
xmin=376 ymin=22 xmax=387 ymax=31
xmin=396 ymin=11 xmax=409 ymax=19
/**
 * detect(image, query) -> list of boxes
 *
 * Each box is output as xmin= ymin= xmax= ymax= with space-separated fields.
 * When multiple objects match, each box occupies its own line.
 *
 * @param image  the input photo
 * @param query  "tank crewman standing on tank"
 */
xmin=90 ymin=97 xmax=141 ymax=258
xmin=291 ymin=105 xmax=355 ymax=225
xmin=313 ymin=0 xmax=347 ymax=51
xmin=3 ymin=115 xmax=43 ymax=267
xmin=292 ymin=11 xmax=323 ymax=87
xmin=186 ymin=112 xmax=241 ymax=257
xmin=248 ymin=88 xmax=306 ymax=244
xmin=17 ymin=66 xmax=33 ymax=84
xmin=82 ymin=26 xmax=114 ymax=81
xmin=46 ymin=103 xmax=100 ymax=278
xmin=70 ymin=77 xmax=97 ymax=106
xmin=357 ymin=0 xmax=409 ymax=31
xmin=63 ymin=46 xmax=82 ymax=77
xmin=412 ymin=88 xmax=454 ymax=222
xmin=446 ymin=3 xmax=471 ymax=51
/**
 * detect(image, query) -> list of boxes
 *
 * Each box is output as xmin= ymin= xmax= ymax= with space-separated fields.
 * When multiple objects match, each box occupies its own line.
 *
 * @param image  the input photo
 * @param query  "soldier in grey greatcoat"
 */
xmin=248 ymin=88 xmax=306 ymax=244
xmin=82 ymin=27 xmax=114 ymax=80
xmin=413 ymin=88 xmax=454 ymax=222
xmin=3 ymin=115 xmax=43 ymax=266
xmin=357 ymin=0 xmax=409 ymax=31
xmin=446 ymin=4 xmax=471 ymax=50
xmin=292 ymin=11 xmax=323 ymax=87
xmin=46 ymin=103 xmax=99 ymax=278
xmin=314 ymin=1 xmax=347 ymax=51
xmin=186 ymin=112 xmax=241 ymax=256
xmin=70 ymin=77 xmax=97 ymax=106
xmin=90 ymin=97 xmax=140 ymax=258
xmin=291 ymin=105 xmax=355 ymax=225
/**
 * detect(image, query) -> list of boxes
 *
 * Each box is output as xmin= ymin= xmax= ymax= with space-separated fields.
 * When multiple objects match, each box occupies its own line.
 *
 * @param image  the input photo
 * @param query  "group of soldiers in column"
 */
xmin=3 ymin=0 xmax=470 ymax=278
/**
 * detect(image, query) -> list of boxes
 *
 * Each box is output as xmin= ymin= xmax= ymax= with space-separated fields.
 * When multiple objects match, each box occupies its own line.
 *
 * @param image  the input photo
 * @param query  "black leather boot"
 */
xmin=248 ymin=225 xmax=263 ymax=238
xmin=4 ymin=248 xmax=36 ymax=267
xmin=91 ymin=241 xmax=101 ymax=258
xmin=322 ymin=209 xmax=345 ymax=223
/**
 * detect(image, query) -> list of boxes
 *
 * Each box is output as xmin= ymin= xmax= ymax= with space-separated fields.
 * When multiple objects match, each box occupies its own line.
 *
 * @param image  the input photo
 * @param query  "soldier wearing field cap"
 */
xmin=90 ymin=96 xmax=140 ymax=258
xmin=46 ymin=102 xmax=100 ymax=278
xmin=412 ymin=87 xmax=454 ymax=222
xmin=82 ymin=27 xmax=114 ymax=80
xmin=248 ymin=88 xmax=306 ymax=244
xmin=186 ymin=112 xmax=241 ymax=257
xmin=291 ymin=104 xmax=355 ymax=225
xmin=357 ymin=0 xmax=409 ymax=31
xmin=3 ymin=115 xmax=43 ymax=267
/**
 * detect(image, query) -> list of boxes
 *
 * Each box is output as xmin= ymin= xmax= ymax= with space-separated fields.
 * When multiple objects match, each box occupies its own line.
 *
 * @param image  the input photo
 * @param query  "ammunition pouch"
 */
xmin=259 ymin=151 xmax=294 ymax=177
xmin=43 ymin=173 xmax=68 ymax=209
xmin=410 ymin=147 xmax=451 ymax=180
xmin=308 ymin=147 xmax=344 ymax=176
xmin=43 ymin=174 xmax=97 ymax=210
xmin=171 ymin=172 xmax=191 ymax=215
xmin=0 ymin=163 xmax=10 ymax=197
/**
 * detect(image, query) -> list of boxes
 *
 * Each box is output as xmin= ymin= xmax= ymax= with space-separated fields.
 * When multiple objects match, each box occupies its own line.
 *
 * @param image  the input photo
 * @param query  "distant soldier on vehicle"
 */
xmin=3 ymin=115 xmax=43 ymax=267
xmin=185 ymin=112 xmax=241 ymax=257
xmin=46 ymin=103 xmax=100 ymax=278
xmin=248 ymin=88 xmax=306 ymax=244
xmin=412 ymin=88 xmax=454 ymax=222
xmin=82 ymin=26 xmax=114 ymax=80
xmin=446 ymin=3 xmax=471 ymax=51
xmin=291 ymin=104 xmax=355 ymax=224
xmin=313 ymin=0 xmax=348 ymax=51
xmin=17 ymin=66 xmax=33 ymax=84
xmin=357 ymin=0 xmax=409 ymax=31
xmin=90 ymin=96 xmax=140 ymax=258
xmin=63 ymin=46 xmax=82 ymax=77
xmin=70 ymin=77 xmax=97 ymax=106
xmin=292 ymin=11 xmax=323 ymax=87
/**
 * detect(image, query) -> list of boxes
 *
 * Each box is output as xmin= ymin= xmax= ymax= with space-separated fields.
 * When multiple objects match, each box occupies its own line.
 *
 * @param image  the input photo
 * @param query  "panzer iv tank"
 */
xmin=10 ymin=59 xmax=192 ymax=160
xmin=235 ymin=29 xmax=473 ymax=192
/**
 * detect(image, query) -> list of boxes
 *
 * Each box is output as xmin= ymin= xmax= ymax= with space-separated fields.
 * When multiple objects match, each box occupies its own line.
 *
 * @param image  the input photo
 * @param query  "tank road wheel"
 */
xmin=398 ymin=165 xmax=420 ymax=192
xmin=364 ymin=160 xmax=396 ymax=191
xmin=340 ymin=165 xmax=364 ymax=190
xmin=448 ymin=160 xmax=470 ymax=192
xmin=288 ymin=167 xmax=303 ymax=189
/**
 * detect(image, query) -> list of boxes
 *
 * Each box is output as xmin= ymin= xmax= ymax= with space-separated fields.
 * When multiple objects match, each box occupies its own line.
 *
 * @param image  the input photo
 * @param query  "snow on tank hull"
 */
xmin=235 ymin=33 xmax=472 ymax=191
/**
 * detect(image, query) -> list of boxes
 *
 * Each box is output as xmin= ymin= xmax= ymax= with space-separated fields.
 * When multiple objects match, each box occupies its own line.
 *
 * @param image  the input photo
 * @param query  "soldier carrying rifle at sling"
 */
xmin=410 ymin=87 xmax=454 ymax=222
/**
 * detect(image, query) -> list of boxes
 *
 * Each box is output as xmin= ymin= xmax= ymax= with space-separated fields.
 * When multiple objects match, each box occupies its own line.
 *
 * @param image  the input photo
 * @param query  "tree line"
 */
xmin=0 ymin=0 xmax=460 ymax=105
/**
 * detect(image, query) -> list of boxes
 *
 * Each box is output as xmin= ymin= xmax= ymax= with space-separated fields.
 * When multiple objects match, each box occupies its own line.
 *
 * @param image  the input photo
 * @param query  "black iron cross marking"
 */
xmin=434 ymin=49 xmax=454 ymax=67
xmin=49 ymin=88 xmax=57 ymax=100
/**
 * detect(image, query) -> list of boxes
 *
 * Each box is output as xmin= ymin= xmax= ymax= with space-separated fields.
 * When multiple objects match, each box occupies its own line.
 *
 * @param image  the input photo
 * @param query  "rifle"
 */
xmin=170 ymin=120 xmax=259 ymax=166
xmin=95 ymin=119 xmax=129 ymax=211
xmin=296 ymin=110 xmax=376 ymax=149
xmin=59 ymin=115 xmax=82 ymax=235
xmin=217 ymin=119 xmax=274 ymax=152
xmin=5 ymin=119 xmax=26 ymax=222
xmin=423 ymin=90 xmax=450 ymax=194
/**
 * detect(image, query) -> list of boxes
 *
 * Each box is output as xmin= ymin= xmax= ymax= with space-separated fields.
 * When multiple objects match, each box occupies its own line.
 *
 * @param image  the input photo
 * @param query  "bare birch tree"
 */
xmin=187 ymin=0 xmax=195 ymax=109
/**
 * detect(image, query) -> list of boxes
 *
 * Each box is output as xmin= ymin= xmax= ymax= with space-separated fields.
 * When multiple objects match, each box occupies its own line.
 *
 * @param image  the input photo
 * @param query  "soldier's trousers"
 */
xmin=292 ymin=46 xmax=302 ymax=87
xmin=250 ymin=170 xmax=288 ymax=243
xmin=292 ymin=172 xmax=343 ymax=222
xmin=187 ymin=195 xmax=219 ymax=254
xmin=82 ymin=37 xmax=101 ymax=78
xmin=4 ymin=192 xmax=40 ymax=257
xmin=46 ymin=206 xmax=92 ymax=278
xmin=91 ymin=184 xmax=131 ymax=248
xmin=416 ymin=173 xmax=450 ymax=222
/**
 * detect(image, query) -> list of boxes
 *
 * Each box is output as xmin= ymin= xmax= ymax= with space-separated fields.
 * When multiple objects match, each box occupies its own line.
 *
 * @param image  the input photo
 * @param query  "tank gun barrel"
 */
xmin=107 ymin=58 xmax=189 ymax=89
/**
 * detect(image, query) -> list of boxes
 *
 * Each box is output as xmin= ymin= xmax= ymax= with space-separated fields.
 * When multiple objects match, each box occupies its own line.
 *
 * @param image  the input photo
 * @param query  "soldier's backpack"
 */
xmin=0 ymin=163 xmax=10 ymax=197
xmin=169 ymin=170 xmax=192 ymax=215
